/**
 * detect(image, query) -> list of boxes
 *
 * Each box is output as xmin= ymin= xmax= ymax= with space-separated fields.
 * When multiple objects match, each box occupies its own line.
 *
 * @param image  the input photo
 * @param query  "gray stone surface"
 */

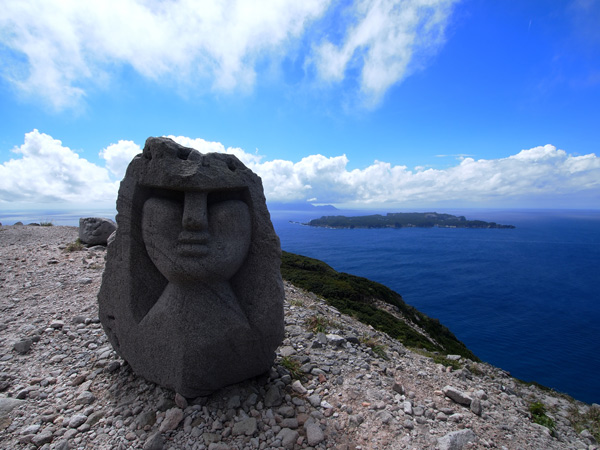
xmin=159 ymin=407 xmax=183 ymax=432
xmin=437 ymin=429 xmax=477 ymax=450
xmin=0 ymin=397 xmax=24 ymax=417
xmin=277 ymin=428 xmax=299 ymax=449
xmin=2 ymin=225 xmax=592 ymax=450
xmin=306 ymin=422 xmax=325 ymax=446
xmin=232 ymin=417 xmax=257 ymax=436
xmin=143 ymin=431 xmax=164 ymax=450
xmin=31 ymin=430 xmax=54 ymax=446
xmin=13 ymin=338 xmax=33 ymax=354
xmin=68 ymin=413 xmax=88 ymax=428
xmin=78 ymin=217 xmax=116 ymax=245
xmin=470 ymin=397 xmax=482 ymax=416
xmin=264 ymin=385 xmax=283 ymax=408
xmin=98 ymin=137 xmax=284 ymax=397
xmin=443 ymin=385 xmax=473 ymax=406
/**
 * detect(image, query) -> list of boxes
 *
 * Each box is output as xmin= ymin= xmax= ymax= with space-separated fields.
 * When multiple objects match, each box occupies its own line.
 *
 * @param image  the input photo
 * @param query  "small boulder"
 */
xmin=79 ymin=217 xmax=116 ymax=245
xmin=470 ymin=397 xmax=482 ymax=416
xmin=0 ymin=398 xmax=21 ymax=430
xmin=326 ymin=334 xmax=346 ymax=347
xmin=174 ymin=393 xmax=188 ymax=409
xmin=392 ymin=382 xmax=405 ymax=395
xmin=68 ymin=413 xmax=88 ymax=428
xmin=437 ymin=429 xmax=477 ymax=450
xmin=305 ymin=422 xmax=325 ymax=446
xmin=31 ymin=431 xmax=54 ymax=447
xmin=143 ymin=431 xmax=164 ymax=450
xmin=277 ymin=428 xmax=299 ymax=449
xmin=443 ymin=385 xmax=472 ymax=406
xmin=232 ymin=417 xmax=257 ymax=436
xmin=264 ymin=385 xmax=283 ymax=407
xmin=75 ymin=391 xmax=95 ymax=405
xmin=13 ymin=339 xmax=33 ymax=355
xmin=291 ymin=380 xmax=307 ymax=395
xmin=159 ymin=407 xmax=183 ymax=432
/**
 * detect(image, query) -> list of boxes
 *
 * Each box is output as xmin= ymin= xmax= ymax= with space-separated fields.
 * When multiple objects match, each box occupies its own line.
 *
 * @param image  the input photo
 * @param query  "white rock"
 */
xmin=437 ymin=429 xmax=477 ymax=450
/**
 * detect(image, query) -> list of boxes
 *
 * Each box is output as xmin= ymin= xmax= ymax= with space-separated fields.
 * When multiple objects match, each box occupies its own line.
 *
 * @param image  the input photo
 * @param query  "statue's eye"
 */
xmin=207 ymin=189 xmax=247 ymax=206
xmin=149 ymin=188 xmax=184 ymax=204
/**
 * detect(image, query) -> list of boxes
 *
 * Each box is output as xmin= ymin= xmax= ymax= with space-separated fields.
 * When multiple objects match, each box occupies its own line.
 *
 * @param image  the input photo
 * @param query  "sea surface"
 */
xmin=269 ymin=208 xmax=600 ymax=405
xmin=2 ymin=208 xmax=599 ymax=404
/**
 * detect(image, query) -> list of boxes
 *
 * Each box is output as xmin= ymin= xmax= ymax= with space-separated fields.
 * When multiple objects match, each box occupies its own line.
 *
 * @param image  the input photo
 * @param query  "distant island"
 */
xmin=305 ymin=212 xmax=515 ymax=229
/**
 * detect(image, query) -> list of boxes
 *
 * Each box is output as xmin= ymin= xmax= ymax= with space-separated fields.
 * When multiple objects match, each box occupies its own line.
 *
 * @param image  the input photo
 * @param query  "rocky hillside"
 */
xmin=0 ymin=225 xmax=598 ymax=450
xmin=281 ymin=251 xmax=477 ymax=360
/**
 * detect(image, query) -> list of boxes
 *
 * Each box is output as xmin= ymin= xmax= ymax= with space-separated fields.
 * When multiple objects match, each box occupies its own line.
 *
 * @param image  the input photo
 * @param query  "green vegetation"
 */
xmin=289 ymin=298 xmax=305 ymax=307
xmin=529 ymin=401 xmax=556 ymax=434
xmin=39 ymin=220 xmax=54 ymax=227
xmin=432 ymin=354 xmax=462 ymax=371
xmin=306 ymin=212 xmax=515 ymax=229
xmin=304 ymin=315 xmax=333 ymax=333
xmin=65 ymin=239 xmax=85 ymax=252
xmin=465 ymin=362 xmax=485 ymax=377
xmin=569 ymin=404 xmax=600 ymax=442
xmin=360 ymin=336 xmax=389 ymax=360
xmin=411 ymin=348 xmax=463 ymax=370
xmin=281 ymin=251 xmax=478 ymax=360
xmin=280 ymin=356 xmax=302 ymax=380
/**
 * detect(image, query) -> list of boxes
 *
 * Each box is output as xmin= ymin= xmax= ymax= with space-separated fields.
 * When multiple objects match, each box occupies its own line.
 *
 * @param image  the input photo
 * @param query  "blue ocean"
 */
xmin=270 ymin=208 xmax=600 ymax=405
xmin=2 ymin=208 xmax=599 ymax=404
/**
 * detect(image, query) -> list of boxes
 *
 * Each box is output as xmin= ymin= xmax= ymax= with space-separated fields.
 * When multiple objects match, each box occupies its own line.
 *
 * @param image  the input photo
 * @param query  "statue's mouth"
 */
xmin=178 ymin=231 xmax=210 ymax=255
xmin=178 ymin=231 xmax=209 ymax=244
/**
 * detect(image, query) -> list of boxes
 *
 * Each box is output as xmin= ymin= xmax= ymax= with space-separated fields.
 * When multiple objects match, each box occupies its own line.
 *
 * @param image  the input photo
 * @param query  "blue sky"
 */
xmin=1 ymin=0 xmax=599 ymax=211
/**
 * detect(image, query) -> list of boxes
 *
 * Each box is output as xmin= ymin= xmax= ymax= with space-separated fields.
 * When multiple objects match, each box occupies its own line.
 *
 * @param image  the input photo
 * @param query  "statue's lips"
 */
xmin=178 ymin=231 xmax=210 ymax=255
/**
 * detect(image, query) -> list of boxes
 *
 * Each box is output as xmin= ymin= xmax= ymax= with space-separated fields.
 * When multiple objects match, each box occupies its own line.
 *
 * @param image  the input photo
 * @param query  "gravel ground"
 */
xmin=0 ymin=225 xmax=598 ymax=450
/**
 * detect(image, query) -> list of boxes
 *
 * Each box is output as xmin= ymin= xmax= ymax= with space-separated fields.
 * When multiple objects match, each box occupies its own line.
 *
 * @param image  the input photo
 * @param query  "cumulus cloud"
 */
xmin=2 ymin=132 xmax=599 ymax=208
xmin=313 ymin=0 xmax=458 ymax=106
xmin=0 ymin=0 xmax=329 ymax=110
xmin=99 ymin=140 xmax=142 ymax=179
xmin=0 ymin=0 xmax=457 ymax=110
xmin=0 ymin=130 xmax=117 ymax=203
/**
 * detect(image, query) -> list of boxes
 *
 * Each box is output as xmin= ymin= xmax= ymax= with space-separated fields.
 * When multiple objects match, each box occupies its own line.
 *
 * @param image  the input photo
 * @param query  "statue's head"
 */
xmin=98 ymin=138 xmax=284 ymax=396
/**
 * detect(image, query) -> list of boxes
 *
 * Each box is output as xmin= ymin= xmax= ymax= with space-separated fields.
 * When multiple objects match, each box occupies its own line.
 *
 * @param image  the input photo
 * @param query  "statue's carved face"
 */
xmin=142 ymin=189 xmax=251 ymax=283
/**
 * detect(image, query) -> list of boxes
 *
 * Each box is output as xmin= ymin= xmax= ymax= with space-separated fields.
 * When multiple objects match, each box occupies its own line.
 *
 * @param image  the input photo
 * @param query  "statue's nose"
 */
xmin=182 ymin=191 xmax=209 ymax=231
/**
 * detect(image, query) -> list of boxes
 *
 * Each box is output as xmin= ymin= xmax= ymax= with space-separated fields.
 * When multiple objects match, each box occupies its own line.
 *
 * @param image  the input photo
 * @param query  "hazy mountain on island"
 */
xmin=267 ymin=202 xmax=338 ymax=212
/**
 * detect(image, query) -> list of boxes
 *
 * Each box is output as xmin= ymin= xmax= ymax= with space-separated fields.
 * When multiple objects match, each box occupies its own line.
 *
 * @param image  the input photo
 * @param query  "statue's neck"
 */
xmin=161 ymin=280 xmax=247 ymax=322
xmin=165 ymin=279 xmax=232 ymax=299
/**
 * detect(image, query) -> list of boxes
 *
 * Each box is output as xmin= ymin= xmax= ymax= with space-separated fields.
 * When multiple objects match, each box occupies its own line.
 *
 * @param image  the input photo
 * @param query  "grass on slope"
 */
xmin=281 ymin=251 xmax=478 ymax=361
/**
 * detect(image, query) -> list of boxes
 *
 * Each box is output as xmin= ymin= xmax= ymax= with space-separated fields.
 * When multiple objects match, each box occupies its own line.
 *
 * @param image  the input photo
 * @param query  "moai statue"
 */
xmin=98 ymin=137 xmax=284 ymax=397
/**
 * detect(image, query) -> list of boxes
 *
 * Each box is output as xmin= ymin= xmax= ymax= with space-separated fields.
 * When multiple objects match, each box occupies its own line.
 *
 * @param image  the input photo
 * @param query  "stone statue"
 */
xmin=98 ymin=137 xmax=285 ymax=397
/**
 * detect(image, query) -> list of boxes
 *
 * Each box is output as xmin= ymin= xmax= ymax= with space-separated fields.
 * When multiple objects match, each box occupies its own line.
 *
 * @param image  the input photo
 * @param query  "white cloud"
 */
xmin=2 ymin=132 xmax=599 ymax=209
xmin=99 ymin=140 xmax=142 ymax=179
xmin=0 ymin=130 xmax=117 ymax=203
xmin=0 ymin=0 xmax=457 ymax=110
xmin=0 ymin=0 xmax=329 ymax=110
xmin=313 ymin=0 xmax=458 ymax=107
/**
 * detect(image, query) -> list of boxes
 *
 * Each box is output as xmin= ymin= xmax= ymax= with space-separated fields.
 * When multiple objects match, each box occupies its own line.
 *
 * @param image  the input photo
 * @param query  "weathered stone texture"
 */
xmin=78 ymin=217 xmax=116 ymax=245
xmin=97 ymin=137 xmax=284 ymax=397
